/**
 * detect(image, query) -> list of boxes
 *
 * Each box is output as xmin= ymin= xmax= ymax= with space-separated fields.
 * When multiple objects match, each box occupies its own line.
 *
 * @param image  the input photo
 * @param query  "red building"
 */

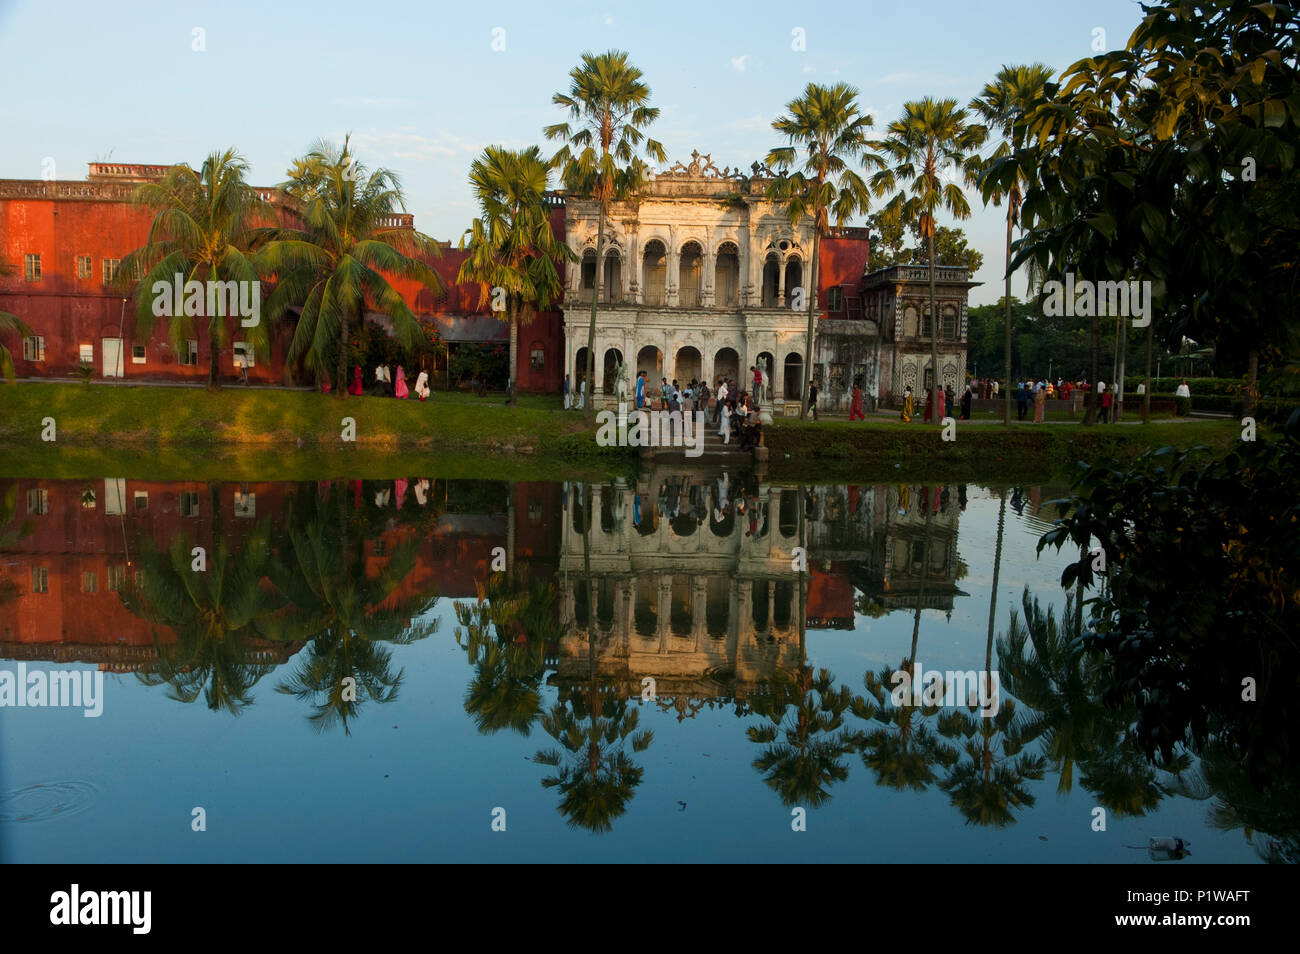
xmin=0 ymin=162 xmax=566 ymax=393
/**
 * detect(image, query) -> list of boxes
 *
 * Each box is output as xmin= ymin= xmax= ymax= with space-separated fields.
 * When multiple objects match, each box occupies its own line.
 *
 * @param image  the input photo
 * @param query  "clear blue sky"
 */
xmin=0 ymin=0 xmax=1149 ymax=305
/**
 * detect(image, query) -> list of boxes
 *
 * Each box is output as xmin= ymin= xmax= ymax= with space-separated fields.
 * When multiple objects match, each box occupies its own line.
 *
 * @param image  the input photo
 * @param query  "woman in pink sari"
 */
xmin=349 ymin=365 xmax=364 ymax=396
xmin=394 ymin=365 xmax=409 ymax=399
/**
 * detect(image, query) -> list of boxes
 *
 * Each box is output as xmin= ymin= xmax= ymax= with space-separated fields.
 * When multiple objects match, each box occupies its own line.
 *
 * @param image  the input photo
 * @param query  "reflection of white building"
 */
xmin=561 ymin=150 xmax=870 ymax=411
xmin=556 ymin=473 xmax=808 ymax=697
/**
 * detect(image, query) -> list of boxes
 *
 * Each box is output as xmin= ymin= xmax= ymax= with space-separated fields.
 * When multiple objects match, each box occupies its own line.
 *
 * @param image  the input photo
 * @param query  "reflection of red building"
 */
xmin=806 ymin=561 xmax=856 ymax=630
xmin=0 ymin=478 xmax=563 ymax=670
xmin=0 ymin=163 xmax=565 ymax=392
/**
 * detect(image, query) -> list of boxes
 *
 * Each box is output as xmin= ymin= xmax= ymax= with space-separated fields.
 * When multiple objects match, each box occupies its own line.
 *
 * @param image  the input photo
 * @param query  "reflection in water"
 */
xmin=0 ymin=474 xmax=1291 ymax=859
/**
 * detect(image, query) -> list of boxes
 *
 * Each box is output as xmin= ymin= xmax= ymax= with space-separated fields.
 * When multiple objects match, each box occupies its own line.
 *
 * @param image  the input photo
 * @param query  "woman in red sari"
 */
xmin=349 ymin=365 xmax=364 ymax=396
xmin=849 ymin=384 xmax=865 ymax=421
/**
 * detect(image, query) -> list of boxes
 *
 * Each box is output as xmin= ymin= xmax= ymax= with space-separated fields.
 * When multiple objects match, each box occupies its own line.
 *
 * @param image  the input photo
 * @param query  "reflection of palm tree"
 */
xmin=999 ymin=587 xmax=1188 ymax=816
xmin=853 ymin=665 xmax=959 ymax=791
xmin=455 ymin=576 xmax=561 ymax=736
xmin=268 ymin=491 xmax=438 ymax=734
xmin=122 ymin=523 xmax=282 ymax=715
xmin=748 ymin=665 xmax=858 ymax=806
xmin=533 ymin=481 xmax=652 ymax=832
xmin=937 ymin=698 xmax=1046 ymax=826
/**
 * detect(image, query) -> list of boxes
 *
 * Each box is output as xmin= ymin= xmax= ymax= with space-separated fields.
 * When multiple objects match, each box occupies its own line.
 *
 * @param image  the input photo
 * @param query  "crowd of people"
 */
xmin=620 ymin=371 xmax=766 ymax=450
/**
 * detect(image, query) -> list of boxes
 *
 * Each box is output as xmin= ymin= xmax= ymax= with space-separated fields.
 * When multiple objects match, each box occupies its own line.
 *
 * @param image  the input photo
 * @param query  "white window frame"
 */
xmin=180 ymin=339 xmax=199 ymax=366
xmin=132 ymin=344 xmax=146 ymax=365
xmin=22 ymin=335 xmax=45 ymax=361
xmin=102 ymin=258 xmax=121 ymax=283
xmin=79 ymin=343 xmax=94 ymax=364
xmin=25 ymin=253 xmax=41 ymax=282
xmin=76 ymin=255 xmax=92 ymax=279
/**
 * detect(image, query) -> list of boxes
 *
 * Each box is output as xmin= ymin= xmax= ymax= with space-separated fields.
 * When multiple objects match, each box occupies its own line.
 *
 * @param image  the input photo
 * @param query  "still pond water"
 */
xmin=0 ymin=472 xmax=1268 ymax=862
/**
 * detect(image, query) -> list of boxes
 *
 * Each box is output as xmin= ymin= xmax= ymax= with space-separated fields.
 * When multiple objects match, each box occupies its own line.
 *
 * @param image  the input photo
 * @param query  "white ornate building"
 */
xmin=560 ymin=151 xmax=870 ymax=411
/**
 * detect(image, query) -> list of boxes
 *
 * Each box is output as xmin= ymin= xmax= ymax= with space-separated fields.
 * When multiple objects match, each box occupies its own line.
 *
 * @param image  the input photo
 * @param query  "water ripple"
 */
xmin=0 ymin=780 xmax=99 ymax=823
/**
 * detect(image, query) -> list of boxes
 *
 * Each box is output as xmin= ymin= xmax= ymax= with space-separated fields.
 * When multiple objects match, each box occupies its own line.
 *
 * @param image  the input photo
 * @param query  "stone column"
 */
xmin=657 ymin=575 xmax=672 ymax=651
xmin=766 ymin=583 xmax=776 ymax=636
xmin=776 ymin=257 xmax=786 ymax=308
xmin=628 ymin=228 xmax=641 ymax=305
xmin=692 ymin=577 xmax=707 ymax=650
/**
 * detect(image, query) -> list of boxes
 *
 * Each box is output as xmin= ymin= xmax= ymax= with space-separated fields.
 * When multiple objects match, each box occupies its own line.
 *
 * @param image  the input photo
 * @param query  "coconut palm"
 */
xmin=257 ymin=136 xmax=444 ymax=393
xmin=117 ymin=149 xmax=270 ymax=388
xmin=969 ymin=65 xmax=1055 ymax=425
xmin=766 ymin=83 xmax=882 ymax=419
xmin=545 ymin=50 xmax=666 ymax=420
xmin=871 ymin=100 xmax=987 ymax=421
xmin=459 ymin=146 xmax=573 ymax=406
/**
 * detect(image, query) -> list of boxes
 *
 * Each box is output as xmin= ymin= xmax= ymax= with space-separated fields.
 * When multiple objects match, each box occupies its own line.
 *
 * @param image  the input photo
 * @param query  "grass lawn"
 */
xmin=0 ymin=381 xmax=1255 ymax=482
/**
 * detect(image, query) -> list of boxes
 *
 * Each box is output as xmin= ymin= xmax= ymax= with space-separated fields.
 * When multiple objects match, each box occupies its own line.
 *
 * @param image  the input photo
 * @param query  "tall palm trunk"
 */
xmin=585 ymin=207 xmax=606 ymax=421
xmin=928 ymin=230 xmax=941 ymax=422
xmin=986 ymin=488 xmax=1006 ymax=697
xmin=337 ymin=311 xmax=349 ymax=398
xmin=508 ymin=298 xmax=519 ymax=407
xmin=1142 ymin=320 xmax=1153 ymax=423
xmin=801 ymin=227 xmax=820 ymax=419
xmin=1003 ymin=208 xmax=1013 ymax=426
xmin=1245 ymin=348 xmax=1259 ymax=417
xmin=1084 ymin=315 xmax=1099 ymax=425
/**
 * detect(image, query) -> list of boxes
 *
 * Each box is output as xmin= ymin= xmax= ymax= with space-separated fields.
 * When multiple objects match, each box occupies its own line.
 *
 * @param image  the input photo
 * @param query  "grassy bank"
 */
xmin=765 ymin=417 xmax=1245 ymax=483
xmin=0 ymin=382 xmax=621 ymax=460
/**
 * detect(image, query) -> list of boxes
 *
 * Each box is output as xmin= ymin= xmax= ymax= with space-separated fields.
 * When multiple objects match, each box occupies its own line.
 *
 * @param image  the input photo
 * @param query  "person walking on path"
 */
xmin=923 ymin=386 xmax=934 ymax=423
xmin=1100 ymin=386 xmax=1113 ymax=423
xmin=1174 ymin=379 xmax=1191 ymax=416
xmin=1033 ymin=382 xmax=1047 ymax=422
xmin=635 ymin=371 xmax=646 ymax=410
xmin=349 ymin=365 xmax=364 ymax=396
xmin=808 ymin=382 xmax=819 ymax=421
xmin=944 ymin=385 xmax=955 ymax=419
xmin=414 ymin=369 xmax=430 ymax=401
xmin=849 ymin=383 xmax=865 ymax=421
xmin=960 ymin=384 xmax=972 ymax=420
xmin=718 ymin=401 xmax=732 ymax=444
xmin=563 ymin=374 xmax=572 ymax=410
xmin=1016 ymin=382 xmax=1029 ymax=421
xmin=578 ymin=377 xmax=586 ymax=410
xmin=901 ymin=385 xmax=914 ymax=423
xmin=394 ymin=366 xmax=409 ymax=399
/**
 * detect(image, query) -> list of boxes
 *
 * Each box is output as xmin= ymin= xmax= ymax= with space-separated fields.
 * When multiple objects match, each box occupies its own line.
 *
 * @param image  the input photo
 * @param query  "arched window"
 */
xmin=603 ymin=251 xmax=622 ymax=303
xmin=643 ymin=240 xmax=667 ymax=306
xmin=715 ymin=242 xmax=739 ymax=306
xmin=679 ymin=241 xmax=703 ymax=307
xmin=580 ymin=248 xmax=596 ymax=302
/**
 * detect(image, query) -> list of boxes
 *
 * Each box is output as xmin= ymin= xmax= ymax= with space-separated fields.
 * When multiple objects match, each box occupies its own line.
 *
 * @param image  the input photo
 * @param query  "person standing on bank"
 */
xmin=960 ymin=384 xmax=972 ymax=420
xmin=808 ymin=382 xmax=819 ymax=421
xmin=901 ymin=385 xmax=914 ymax=423
xmin=849 ymin=382 xmax=865 ymax=421
xmin=563 ymin=374 xmax=572 ymax=410
xmin=1033 ymin=381 xmax=1047 ymax=423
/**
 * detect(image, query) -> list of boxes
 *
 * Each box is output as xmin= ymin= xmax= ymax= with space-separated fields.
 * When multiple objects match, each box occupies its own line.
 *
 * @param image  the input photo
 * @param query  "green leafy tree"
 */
xmin=766 ymin=82 xmax=882 ymax=419
xmin=871 ymin=99 xmax=987 ymax=421
xmin=459 ymin=145 xmax=573 ymax=406
xmin=117 ymin=149 xmax=270 ymax=388
xmin=258 ymin=136 xmax=445 ymax=393
xmin=545 ymin=50 xmax=666 ymax=420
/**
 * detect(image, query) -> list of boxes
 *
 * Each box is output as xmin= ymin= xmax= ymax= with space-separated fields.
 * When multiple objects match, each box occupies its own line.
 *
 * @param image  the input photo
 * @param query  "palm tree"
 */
xmin=117 ymin=149 xmax=269 ymax=388
xmin=545 ymin=50 xmax=666 ymax=420
xmin=871 ymin=100 xmax=987 ymax=421
xmin=257 ymin=136 xmax=444 ymax=393
xmin=459 ymin=146 xmax=573 ymax=407
xmin=970 ymin=65 xmax=1055 ymax=425
xmin=766 ymin=83 xmax=881 ymax=419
